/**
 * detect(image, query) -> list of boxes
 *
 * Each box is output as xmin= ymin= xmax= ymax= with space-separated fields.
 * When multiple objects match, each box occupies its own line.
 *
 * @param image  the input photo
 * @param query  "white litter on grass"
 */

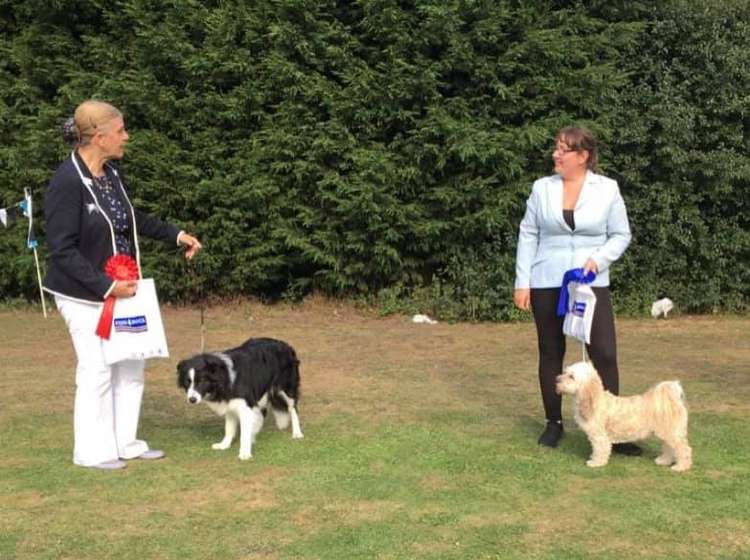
xmin=412 ymin=314 xmax=438 ymax=324
xmin=651 ymin=297 xmax=674 ymax=318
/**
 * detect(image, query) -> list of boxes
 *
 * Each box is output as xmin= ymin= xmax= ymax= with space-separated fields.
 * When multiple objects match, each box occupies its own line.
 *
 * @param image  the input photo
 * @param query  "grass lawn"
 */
xmin=1 ymin=300 xmax=749 ymax=559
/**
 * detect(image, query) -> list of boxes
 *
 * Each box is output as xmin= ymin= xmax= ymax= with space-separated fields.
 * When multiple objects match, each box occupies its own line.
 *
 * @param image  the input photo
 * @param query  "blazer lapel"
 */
xmin=575 ymin=170 xmax=597 ymax=210
xmin=549 ymin=174 xmax=570 ymax=231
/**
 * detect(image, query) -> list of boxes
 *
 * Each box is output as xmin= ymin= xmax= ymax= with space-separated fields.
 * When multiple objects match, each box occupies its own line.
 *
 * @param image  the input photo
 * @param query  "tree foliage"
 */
xmin=0 ymin=0 xmax=747 ymax=317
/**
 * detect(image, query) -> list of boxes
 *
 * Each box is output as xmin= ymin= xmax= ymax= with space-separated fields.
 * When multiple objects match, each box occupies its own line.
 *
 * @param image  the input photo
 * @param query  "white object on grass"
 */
xmin=651 ymin=298 xmax=674 ymax=318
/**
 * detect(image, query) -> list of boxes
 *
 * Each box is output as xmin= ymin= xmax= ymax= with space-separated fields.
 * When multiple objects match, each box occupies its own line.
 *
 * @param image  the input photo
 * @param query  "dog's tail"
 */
xmin=651 ymin=381 xmax=688 ymax=433
xmin=653 ymin=380 xmax=686 ymax=406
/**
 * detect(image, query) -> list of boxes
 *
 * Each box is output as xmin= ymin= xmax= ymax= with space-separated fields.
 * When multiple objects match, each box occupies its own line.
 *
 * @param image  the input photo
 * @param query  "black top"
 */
xmin=563 ymin=209 xmax=575 ymax=231
xmin=43 ymin=152 xmax=181 ymax=303
xmin=91 ymin=173 xmax=133 ymax=256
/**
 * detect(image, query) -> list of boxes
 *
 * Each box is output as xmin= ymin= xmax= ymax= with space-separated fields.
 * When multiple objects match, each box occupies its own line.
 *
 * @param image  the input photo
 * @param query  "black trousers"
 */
xmin=531 ymin=287 xmax=620 ymax=423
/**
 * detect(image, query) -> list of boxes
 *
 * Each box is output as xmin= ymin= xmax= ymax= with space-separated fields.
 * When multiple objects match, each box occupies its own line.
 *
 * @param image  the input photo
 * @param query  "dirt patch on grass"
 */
xmin=158 ymin=466 xmax=282 ymax=517
xmin=291 ymin=499 xmax=404 ymax=529
xmin=2 ymin=490 xmax=47 ymax=509
xmin=514 ymin=477 xmax=593 ymax=551
xmin=418 ymin=473 xmax=454 ymax=492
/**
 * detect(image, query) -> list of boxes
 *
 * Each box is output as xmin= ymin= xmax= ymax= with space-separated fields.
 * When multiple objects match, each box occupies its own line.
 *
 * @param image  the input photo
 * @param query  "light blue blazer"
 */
xmin=514 ymin=171 xmax=631 ymax=289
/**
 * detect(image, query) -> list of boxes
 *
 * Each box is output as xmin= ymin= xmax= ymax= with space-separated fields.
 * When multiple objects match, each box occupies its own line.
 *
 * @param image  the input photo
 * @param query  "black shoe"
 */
xmin=613 ymin=442 xmax=642 ymax=456
xmin=538 ymin=421 xmax=564 ymax=448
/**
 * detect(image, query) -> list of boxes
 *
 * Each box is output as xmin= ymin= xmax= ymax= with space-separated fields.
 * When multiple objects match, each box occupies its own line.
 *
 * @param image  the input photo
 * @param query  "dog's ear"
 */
xmin=203 ymin=355 xmax=228 ymax=380
xmin=576 ymin=375 xmax=600 ymax=420
xmin=176 ymin=361 xmax=189 ymax=389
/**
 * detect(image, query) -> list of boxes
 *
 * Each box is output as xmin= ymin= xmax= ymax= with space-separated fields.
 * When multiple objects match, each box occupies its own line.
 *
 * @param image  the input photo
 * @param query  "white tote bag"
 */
xmin=102 ymin=278 xmax=169 ymax=365
xmin=562 ymin=282 xmax=597 ymax=345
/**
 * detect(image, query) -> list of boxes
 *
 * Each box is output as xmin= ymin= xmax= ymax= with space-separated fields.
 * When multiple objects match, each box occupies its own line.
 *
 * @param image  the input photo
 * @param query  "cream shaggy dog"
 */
xmin=556 ymin=361 xmax=692 ymax=472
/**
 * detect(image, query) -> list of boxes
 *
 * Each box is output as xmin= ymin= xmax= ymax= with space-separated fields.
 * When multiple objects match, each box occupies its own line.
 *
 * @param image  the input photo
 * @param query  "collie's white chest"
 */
xmin=204 ymin=400 xmax=229 ymax=417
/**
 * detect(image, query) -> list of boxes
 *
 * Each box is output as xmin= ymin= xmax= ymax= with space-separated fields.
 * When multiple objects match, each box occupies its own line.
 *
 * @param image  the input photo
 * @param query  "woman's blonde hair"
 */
xmin=67 ymin=100 xmax=122 ymax=146
xmin=555 ymin=126 xmax=599 ymax=172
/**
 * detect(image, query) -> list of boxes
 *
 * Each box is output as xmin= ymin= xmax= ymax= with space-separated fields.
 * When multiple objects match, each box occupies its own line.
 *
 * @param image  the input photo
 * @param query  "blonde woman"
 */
xmin=44 ymin=100 xmax=202 ymax=470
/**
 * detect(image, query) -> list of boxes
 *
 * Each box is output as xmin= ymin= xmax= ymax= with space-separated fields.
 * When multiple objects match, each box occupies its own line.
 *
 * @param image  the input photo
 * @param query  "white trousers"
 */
xmin=56 ymin=296 xmax=150 ymax=466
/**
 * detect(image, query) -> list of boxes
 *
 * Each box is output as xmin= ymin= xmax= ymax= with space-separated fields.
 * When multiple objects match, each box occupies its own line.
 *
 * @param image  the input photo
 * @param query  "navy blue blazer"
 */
xmin=43 ymin=152 xmax=181 ymax=303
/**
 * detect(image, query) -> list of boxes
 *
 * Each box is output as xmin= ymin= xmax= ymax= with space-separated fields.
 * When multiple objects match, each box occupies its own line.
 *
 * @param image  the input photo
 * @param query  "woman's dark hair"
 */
xmin=556 ymin=126 xmax=599 ymax=172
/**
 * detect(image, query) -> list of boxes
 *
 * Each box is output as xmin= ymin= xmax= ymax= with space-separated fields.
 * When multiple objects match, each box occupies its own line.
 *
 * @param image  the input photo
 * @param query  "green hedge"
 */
xmin=1 ymin=0 xmax=747 ymax=318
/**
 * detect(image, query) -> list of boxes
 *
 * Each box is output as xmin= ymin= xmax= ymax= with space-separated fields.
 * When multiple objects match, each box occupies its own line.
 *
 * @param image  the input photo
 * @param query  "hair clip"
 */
xmin=62 ymin=117 xmax=79 ymax=144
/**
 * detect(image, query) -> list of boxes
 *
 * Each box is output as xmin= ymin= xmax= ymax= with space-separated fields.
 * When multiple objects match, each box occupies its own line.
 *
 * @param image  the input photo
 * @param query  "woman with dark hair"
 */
xmin=44 ymin=100 xmax=202 ymax=470
xmin=513 ymin=126 xmax=640 ymax=454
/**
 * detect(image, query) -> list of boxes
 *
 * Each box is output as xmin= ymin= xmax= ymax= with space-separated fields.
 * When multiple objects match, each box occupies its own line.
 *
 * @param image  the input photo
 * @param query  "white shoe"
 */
xmin=127 ymin=449 xmax=165 ymax=460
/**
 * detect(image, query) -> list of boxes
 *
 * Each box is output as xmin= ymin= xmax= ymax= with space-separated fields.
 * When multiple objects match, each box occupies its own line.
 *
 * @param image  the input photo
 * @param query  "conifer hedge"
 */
xmin=0 ymin=0 xmax=747 ymax=318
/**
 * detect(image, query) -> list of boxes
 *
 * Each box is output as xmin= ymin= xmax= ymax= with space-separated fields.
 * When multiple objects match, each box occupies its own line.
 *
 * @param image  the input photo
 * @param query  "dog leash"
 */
xmin=185 ymin=256 xmax=206 ymax=353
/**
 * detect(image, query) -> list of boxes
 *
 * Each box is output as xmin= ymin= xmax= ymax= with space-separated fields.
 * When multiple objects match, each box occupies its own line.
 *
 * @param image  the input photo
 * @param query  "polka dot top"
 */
xmin=92 ymin=174 xmax=133 ymax=256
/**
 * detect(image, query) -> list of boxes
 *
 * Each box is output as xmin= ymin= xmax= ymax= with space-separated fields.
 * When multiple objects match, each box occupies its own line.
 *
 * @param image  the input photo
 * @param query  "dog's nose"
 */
xmin=554 ymin=376 xmax=563 ymax=394
xmin=188 ymin=396 xmax=198 ymax=404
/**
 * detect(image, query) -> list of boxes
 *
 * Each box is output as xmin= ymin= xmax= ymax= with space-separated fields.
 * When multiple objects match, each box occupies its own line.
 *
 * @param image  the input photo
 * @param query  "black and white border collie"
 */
xmin=177 ymin=337 xmax=303 ymax=460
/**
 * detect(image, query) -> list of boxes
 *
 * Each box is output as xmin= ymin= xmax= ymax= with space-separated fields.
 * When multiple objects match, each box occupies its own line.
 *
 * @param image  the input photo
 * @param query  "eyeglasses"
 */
xmin=552 ymin=145 xmax=578 ymax=154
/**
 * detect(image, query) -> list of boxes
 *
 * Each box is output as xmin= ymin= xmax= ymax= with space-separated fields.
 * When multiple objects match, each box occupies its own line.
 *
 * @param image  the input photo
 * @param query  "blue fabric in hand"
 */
xmin=557 ymin=268 xmax=597 ymax=317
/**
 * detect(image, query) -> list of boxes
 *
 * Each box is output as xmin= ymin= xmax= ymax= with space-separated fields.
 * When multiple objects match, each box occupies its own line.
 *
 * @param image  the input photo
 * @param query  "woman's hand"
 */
xmin=514 ymin=288 xmax=531 ymax=311
xmin=178 ymin=232 xmax=203 ymax=260
xmin=112 ymin=280 xmax=138 ymax=298
xmin=583 ymin=258 xmax=599 ymax=276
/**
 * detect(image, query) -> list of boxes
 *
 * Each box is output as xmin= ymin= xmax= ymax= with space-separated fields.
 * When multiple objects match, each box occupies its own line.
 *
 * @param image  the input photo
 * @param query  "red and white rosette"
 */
xmin=95 ymin=254 xmax=139 ymax=340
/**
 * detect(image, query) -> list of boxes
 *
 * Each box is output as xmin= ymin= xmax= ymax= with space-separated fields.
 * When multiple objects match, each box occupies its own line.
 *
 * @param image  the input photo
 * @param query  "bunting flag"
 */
xmin=0 ymin=200 xmax=24 ymax=228
xmin=1 ymin=190 xmax=37 ymax=248
xmin=1 ymin=189 xmax=47 ymax=317
xmin=20 ymin=189 xmax=38 ymax=249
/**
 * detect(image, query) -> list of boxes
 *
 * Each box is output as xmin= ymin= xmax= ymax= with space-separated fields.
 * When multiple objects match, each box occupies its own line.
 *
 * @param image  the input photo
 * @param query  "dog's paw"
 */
xmin=212 ymin=442 xmax=231 ymax=450
xmin=292 ymin=432 xmax=304 ymax=440
xmin=671 ymin=462 xmax=691 ymax=472
xmin=655 ymin=455 xmax=673 ymax=466
xmin=586 ymin=459 xmax=607 ymax=468
xmin=238 ymin=452 xmax=253 ymax=461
